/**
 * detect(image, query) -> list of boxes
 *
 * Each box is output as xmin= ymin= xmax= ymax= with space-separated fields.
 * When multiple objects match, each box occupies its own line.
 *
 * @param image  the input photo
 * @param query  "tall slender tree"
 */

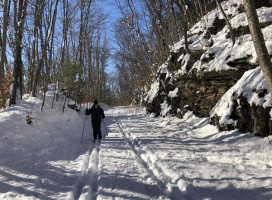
xmin=172 ymin=0 xmax=190 ymax=53
xmin=0 ymin=0 xmax=10 ymax=107
xmin=216 ymin=0 xmax=235 ymax=45
xmin=9 ymin=0 xmax=28 ymax=105
xmin=244 ymin=0 xmax=272 ymax=93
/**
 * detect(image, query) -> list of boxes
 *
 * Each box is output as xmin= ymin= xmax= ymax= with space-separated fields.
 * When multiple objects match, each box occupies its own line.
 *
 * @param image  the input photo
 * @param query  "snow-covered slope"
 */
xmin=0 ymin=86 xmax=94 ymax=199
xmin=144 ymin=0 xmax=272 ymax=136
xmin=170 ymin=1 xmax=272 ymax=74
xmin=107 ymin=107 xmax=272 ymax=199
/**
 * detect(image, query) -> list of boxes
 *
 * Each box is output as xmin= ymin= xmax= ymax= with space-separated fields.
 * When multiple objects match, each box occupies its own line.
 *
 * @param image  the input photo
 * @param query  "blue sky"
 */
xmin=97 ymin=0 xmax=122 ymax=73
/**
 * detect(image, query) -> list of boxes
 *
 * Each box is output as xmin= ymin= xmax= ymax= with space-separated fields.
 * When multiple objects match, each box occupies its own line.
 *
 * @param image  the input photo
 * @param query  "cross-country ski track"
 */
xmin=72 ymin=142 xmax=100 ymax=200
xmin=73 ymin=109 xmax=168 ymax=200
xmin=72 ymin=106 xmax=272 ymax=200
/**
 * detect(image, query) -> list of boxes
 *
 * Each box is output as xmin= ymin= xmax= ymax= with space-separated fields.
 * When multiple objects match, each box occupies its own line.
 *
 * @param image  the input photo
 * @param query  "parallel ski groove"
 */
xmin=72 ymin=142 xmax=101 ymax=200
xmin=73 ymin=144 xmax=94 ymax=200
xmin=116 ymin=116 xmax=176 ymax=200
xmin=88 ymin=144 xmax=101 ymax=200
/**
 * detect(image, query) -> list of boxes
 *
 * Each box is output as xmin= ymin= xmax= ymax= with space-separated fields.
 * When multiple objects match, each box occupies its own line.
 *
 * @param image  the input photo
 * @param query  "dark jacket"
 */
xmin=85 ymin=105 xmax=105 ymax=122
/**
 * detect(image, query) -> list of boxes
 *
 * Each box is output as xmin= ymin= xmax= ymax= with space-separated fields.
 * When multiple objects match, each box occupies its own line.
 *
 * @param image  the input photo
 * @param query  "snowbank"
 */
xmin=0 ymin=88 xmax=94 ymax=199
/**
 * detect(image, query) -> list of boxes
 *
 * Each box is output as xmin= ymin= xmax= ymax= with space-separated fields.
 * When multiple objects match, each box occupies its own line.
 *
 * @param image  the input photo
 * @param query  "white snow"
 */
xmin=0 ymin=87 xmax=272 ymax=199
xmin=160 ymin=100 xmax=171 ymax=117
xmin=210 ymin=67 xmax=272 ymax=125
xmin=112 ymin=108 xmax=272 ymax=200
xmin=168 ymin=88 xmax=179 ymax=98
xmin=170 ymin=2 xmax=272 ymax=74
xmin=160 ymin=63 xmax=168 ymax=74
xmin=144 ymin=78 xmax=160 ymax=103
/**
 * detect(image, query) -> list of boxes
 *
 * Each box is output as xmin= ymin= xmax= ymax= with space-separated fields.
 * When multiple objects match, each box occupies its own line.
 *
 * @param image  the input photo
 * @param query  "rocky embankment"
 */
xmin=144 ymin=0 xmax=272 ymax=137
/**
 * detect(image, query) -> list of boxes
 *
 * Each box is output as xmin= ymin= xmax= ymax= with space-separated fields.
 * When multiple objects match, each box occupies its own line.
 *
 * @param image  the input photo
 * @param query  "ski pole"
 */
xmin=81 ymin=115 xmax=87 ymax=143
xmin=102 ymin=119 xmax=108 ymax=136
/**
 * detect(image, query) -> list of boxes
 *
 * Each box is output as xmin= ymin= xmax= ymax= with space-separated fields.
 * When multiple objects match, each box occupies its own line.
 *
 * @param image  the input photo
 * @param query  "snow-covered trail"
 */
xmin=76 ymin=108 xmax=167 ymax=200
xmin=100 ymin=107 xmax=272 ymax=200
xmin=74 ymin=143 xmax=100 ymax=200
xmin=1 ymin=92 xmax=272 ymax=199
xmin=76 ymin=106 xmax=272 ymax=200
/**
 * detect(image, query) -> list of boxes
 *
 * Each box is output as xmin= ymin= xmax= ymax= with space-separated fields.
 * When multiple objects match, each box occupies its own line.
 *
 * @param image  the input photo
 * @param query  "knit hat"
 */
xmin=94 ymin=100 xmax=98 ymax=105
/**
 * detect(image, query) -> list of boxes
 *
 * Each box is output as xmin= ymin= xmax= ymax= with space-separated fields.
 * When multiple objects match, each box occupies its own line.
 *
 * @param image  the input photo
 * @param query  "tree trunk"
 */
xmin=216 ymin=0 xmax=235 ymax=45
xmin=51 ymin=83 xmax=57 ymax=109
xmin=39 ymin=25 xmax=47 ymax=111
xmin=10 ymin=0 xmax=28 ymax=105
xmin=244 ymin=0 xmax=272 ymax=93
xmin=60 ymin=0 xmax=69 ymax=64
xmin=76 ymin=0 xmax=85 ymax=80
xmin=173 ymin=0 xmax=191 ymax=54
xmin=32 ymin=0 xmax=45 ymax=97
xmin=29 ymin=15 xmax=38 ymax=94
xmin=0 ymin=0 xmax=10 ymax=107
xmin=0 ymin=0 xmax=10 ymax=76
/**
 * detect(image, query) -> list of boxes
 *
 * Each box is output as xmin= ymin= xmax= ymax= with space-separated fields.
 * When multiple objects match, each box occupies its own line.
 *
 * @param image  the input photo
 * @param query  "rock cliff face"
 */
xmin=144 ymin=0 xmax=272 ymax=137
xmin=145 ymin=50 xmax=257 ymax=118
xmin=211 ymin=96 xmax=272 ymax=137
xmin=210 ymin=67 xmax=272 ymax=137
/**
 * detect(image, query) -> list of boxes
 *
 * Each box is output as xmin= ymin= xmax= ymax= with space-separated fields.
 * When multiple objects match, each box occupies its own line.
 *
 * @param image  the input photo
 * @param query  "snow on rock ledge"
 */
xmin=144 ymin=79 xmax=160 ymax=104
xmin=210 ymin=67 xmax=272 ymax=137
xmin=144 ymin=1 xmax=272 ymax=136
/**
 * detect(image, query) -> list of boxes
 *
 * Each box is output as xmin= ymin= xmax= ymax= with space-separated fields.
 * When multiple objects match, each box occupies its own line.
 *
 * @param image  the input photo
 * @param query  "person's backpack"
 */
xmin=85 ymin=108 xmax=91 ymax=115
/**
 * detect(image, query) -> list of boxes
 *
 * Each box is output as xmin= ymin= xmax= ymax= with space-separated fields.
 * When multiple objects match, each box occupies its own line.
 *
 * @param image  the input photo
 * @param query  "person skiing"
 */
xmin=85 ymin=100 xmax=105 ymax=142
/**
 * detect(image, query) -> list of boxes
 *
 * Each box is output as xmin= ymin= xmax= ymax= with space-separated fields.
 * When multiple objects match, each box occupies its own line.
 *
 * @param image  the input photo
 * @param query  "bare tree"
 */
xmin=216 ymin=0 xmax=235 ymax=45
xmin=76 ymin=0 xmax=93 ymax=80
xmin=0 ymin=0 xmax=10 ymax=107
xmin=9 ymin=0 xmax=28 ymax=105
xmin=39 ymin=0 xmax=59 ymax=111
xmin=27 ymin=0 xmax=39 ymax=95
xmin=31 ymin=0 xmax=45 ymax=97
xmin=172 ymin=0 xmax=191 ymax=53
xmin=113 ymin=0 xmax=156 ymax=103
xmin=244 ymin=0 xmax=272 ymax=93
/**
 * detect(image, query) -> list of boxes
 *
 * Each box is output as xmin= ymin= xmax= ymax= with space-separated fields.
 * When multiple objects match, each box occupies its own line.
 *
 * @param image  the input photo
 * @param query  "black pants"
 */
xmin=92 ymin=120 xmax=102 ymax=141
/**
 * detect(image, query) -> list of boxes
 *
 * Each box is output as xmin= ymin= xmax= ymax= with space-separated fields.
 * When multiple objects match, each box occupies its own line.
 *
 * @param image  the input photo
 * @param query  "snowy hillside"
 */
xmin=170 ymin=0 xmax=272 ymax=74
xmin=0 ymin=87 xmax=93 ymax=199
xmin=144 ymin=0 xmax=272 ymax=136
xmin=0 ymin=88 xmax=272 ymax=199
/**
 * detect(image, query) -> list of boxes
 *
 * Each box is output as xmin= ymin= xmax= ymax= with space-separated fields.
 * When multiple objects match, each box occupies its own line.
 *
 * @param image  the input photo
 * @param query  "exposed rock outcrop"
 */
xmin=144 ymin=1 xmax=272 ymax=137
xmin=210 ymin=67 xmax=272 ymax=137
xmin=145 ymin=55 xmax=257 ymax=118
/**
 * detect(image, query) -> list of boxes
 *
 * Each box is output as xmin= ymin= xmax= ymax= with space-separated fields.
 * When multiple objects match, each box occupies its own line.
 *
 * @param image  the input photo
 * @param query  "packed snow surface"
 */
xmin=0 ymin=88 xmax=272 ymax=199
